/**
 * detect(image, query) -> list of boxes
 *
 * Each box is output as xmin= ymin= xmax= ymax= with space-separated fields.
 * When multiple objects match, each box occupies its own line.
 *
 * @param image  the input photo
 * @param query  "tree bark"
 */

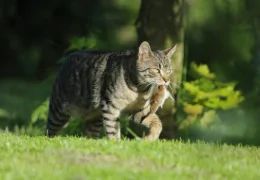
xmin=245 ymin=0 xmax=260 ymax=108
xmin=136 ymin=0 xmax=185 ymax=139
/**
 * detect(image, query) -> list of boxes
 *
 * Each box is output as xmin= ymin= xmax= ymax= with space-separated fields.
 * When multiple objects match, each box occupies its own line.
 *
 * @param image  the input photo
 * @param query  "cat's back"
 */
xmin=52 ymin=49 xmax=137 ymax=111
xmin=52 ymin=50 xmax=113 ymax=108
xmin=64 ymin=50 xmax=112 ymax=68
xmin=56 ymin=50 xmax=113 ymax=81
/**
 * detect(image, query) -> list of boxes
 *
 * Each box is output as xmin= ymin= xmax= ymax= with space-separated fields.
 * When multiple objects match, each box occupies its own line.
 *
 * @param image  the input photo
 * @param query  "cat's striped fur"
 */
xmin=46 ymin=41 xmax=176 ymax=140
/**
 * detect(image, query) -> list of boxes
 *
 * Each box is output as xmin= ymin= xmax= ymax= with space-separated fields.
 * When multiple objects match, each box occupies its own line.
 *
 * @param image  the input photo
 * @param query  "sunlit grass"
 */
xmin=1 ymin=133 xmax=260 ymax=180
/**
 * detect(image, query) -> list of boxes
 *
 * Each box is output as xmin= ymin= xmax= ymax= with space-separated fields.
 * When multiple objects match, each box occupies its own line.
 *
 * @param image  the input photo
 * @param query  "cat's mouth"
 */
xmin=156 ymin=81 xmax=170 ymax=86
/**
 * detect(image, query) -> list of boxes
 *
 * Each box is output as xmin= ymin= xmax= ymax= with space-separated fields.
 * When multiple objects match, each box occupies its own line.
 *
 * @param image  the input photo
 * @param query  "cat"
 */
xmin=45 ymin=41 xmax=176 ymax=141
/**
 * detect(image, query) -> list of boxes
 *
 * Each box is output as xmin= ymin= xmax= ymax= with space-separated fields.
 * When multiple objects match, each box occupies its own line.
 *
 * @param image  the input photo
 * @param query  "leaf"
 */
xmin=126 ymin=128 xmax=140 ymax=140
xmin=200 ymin=110 xmax=220 ymax=128
xmin=66 ymin=35 xmax=98 ymax=52
xmin=183 ymin=104 xmax=204 ymax=115
xmin=219 ymin=91 xmax=244 ymax=110
xmin=31 ymin=98 xmax=49 ymax=124
xmin=0 ymin=108 xmax=10 ymax=118
xmin=190 ymin=62 xmax=216 ymax=79
xmin=179 ymin=115 xmax=198 ymax=130
xmin=196 ymin=78 xmax=216 ymax=91
xmin=183 ymin=82 xmax=200 ymax=95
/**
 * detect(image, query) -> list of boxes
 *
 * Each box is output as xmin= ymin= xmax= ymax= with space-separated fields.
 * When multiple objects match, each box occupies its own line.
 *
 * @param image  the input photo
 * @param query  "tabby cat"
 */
xmin=45 ymin=41 xmax=176 ymax=141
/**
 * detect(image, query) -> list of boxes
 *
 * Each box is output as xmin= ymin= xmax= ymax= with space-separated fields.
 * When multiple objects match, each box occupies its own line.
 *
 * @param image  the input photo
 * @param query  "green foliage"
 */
xmin=200 ymin=110 xmax=220 ymax=128
xmin=183 ymin=78 xmax=244 ymax=110
xmin=178 ymin=62 xmax=244 ymax=129
xmin=30 ymin=98 xmax=86 ymax=136
xmin=0 ymin=79 xmax=50 ymax=134
xmin=187 ymin=0 xmax=255 ymax=92
xmin=66 ymin=34 xmax=101 ymax=52
xmin=189 ymin=62 xmax=216 ymax=79
xmin=0 ymin=108 xmax=10 ymax=119
xmin=31 ymin=98 xmax=49 ymax=124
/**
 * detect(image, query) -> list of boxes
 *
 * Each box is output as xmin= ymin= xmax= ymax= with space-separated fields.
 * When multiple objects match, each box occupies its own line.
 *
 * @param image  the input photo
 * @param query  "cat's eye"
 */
xmin=150 ymin=68 xmax=160 ymax=74
xmin=166 ymin=69 xmax=172 ymax=74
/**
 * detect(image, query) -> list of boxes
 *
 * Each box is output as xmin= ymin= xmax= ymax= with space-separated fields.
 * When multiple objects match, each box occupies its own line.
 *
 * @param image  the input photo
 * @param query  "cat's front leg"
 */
xmin=133 ymin=106 xmax=162 ymax=141
xmin=141 ymin=113 xmax=162 ymax=141
xmin=101 ymin=101 xmax=121 ymax=140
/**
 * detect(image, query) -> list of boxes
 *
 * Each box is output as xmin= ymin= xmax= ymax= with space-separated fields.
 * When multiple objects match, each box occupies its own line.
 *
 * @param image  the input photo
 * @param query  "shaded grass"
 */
xmin=1 ymin=133 xmax=260 ymax=180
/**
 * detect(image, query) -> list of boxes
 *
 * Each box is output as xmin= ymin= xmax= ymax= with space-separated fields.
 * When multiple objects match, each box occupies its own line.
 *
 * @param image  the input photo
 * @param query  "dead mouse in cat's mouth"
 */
xmin=156 ymin=85 xmax=174 ymax=108
xmin=150 ymin=85 xmax=174 ymax=113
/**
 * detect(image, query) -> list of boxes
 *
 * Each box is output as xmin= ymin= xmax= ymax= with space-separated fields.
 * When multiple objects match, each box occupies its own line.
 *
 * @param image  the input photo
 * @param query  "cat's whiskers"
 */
xmin=144 ymin=83 xmax=152 ymax=89
xmin=136 ymin=82 xmax=154 ymax=91
xmin=170 ymin=82 xmax=180 ymax=90
xmin=167 ymin=84 xmax=174 ymax=93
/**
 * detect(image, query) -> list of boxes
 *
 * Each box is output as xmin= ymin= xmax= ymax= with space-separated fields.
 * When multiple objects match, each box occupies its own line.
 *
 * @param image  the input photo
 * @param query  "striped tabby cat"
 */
xmin=46 ymin=41 xmax=176 ymax=140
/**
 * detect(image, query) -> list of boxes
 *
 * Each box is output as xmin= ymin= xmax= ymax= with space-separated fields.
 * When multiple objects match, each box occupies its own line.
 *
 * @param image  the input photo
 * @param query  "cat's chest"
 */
xmin=123 ymin=90 xmax=153 ymax=113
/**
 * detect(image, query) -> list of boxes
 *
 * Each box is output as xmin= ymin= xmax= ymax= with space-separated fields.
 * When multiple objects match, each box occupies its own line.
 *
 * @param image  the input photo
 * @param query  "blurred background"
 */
xmin=0 ymin=0 xmax=259 ymax=145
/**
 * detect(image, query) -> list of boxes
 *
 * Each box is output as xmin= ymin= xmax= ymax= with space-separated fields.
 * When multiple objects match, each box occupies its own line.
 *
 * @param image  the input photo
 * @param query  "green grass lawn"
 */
xmin=1 ymin=79 xmax=260 ymax=179
xmin=1 ymin=133 xmax=260 ymax=180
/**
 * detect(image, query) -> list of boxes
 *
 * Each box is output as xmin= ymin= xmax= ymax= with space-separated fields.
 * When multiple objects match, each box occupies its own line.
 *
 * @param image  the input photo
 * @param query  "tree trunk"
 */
xmin=245 ymin=0 xmax=260 ymax=109
xmin=135 ymin=0 xmax=185 ymax=139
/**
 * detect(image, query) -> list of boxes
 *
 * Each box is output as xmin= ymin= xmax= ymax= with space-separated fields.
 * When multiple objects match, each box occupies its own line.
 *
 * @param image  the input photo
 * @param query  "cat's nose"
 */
xmin=165 ymin=80 xmax=170 ymax=86
xmin=162 ymin=77 xmax=170 ymax=86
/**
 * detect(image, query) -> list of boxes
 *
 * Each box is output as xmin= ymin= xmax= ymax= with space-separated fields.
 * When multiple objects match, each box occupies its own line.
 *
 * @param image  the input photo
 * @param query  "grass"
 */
xmin=1 ymin=79 xmax=260 ymax=179
xmin=1 ymin=133 xmax=260 ymax=180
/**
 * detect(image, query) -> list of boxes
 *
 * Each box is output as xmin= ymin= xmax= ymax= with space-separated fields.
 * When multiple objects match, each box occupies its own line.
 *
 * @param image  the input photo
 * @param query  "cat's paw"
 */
xmin=135 ymin=137 xmax=142 ymax=141
xmin=142 ymin=134 xmax=159 ymax=141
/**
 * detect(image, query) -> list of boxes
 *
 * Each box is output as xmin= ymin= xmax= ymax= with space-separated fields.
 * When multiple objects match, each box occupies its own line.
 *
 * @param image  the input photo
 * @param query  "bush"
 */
xmin=177 ymin=62 xmax=244 ymax=129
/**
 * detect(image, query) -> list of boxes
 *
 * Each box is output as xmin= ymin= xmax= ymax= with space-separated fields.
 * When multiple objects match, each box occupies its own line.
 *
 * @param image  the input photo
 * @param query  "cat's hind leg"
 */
xmin=85 ymin=121 xmax=103 ymax=139
xmin=84 ymin=109 xmax=103 ymax=139
xmin=45 ymin=98 xmax=70 ymax=137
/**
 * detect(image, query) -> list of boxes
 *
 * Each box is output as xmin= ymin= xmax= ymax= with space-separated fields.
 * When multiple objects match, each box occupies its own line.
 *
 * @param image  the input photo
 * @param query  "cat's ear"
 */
xmin=138 ymin=41 xmax=153 ymax=60
xmin=164 ymin=45 xmax=177 ymax=58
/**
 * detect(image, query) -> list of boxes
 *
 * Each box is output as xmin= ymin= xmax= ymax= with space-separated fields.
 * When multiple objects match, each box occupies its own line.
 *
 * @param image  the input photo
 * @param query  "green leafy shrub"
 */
xmin=31 ymin=98 xmax=49 ymax=125
xmin=178 ymin=62 xmax=244 ymax=129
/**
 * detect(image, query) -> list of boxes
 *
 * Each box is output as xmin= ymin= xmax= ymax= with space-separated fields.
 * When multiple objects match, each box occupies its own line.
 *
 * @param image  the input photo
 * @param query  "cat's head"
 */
xmin=136 ymin=41 xmax=176 ymax=86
